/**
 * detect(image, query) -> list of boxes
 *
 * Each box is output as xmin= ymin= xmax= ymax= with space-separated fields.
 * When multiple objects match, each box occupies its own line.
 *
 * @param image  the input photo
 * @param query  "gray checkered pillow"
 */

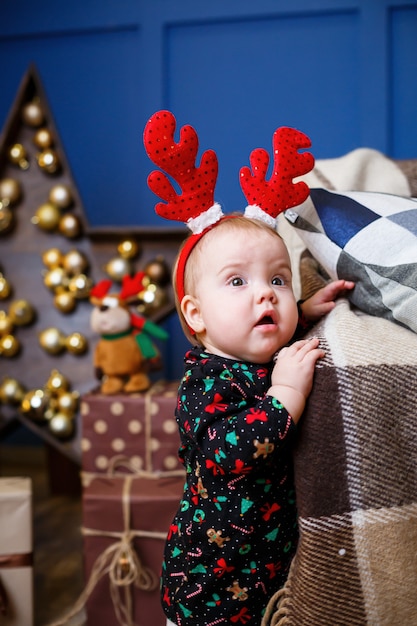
xmin=285 ymin=188 xmax=417 ymax=333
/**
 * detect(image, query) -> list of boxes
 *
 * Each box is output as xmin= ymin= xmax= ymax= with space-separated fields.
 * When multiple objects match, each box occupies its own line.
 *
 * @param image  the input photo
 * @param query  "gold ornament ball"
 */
xmin=63 ymin=249 xmax=88 ymax=275
xmin=54 ymin=291 xmax=76 ymax=314
xmin=68 ymin=274 xmax=92 ymax=299
xmin=49 ymin=184 xmax=73 ymax=210
xmin=0 ymin=177 xmax=21 ymax=205
xmin=42 ymin=247 xmax=63 ymax=269
xmin=8 ymin=143 xmax=29 ymax=170
xmin=43 ymin=406 xmax=56 ymax=421
xmin=22 ymin=100 xmax=44 ymax=127
xmin=56 ymin=390 xmax=79 ymax=416
xmin=32 ymin=202 xmax=61 ymax=231
xmin=144 ymin=256 xmax=170 ymax=286
xmin=45 ymin=369 xmax=70 ymax=395
xmin=139 ymin=284 xmax=167 ymax=316
xmin=0 ymin=334 xmax=20 ymax=357
xmin=39 ymin=327 xmax=66 ymax=355
xmin=105 ymin=257 xmax=132 ymax=282
xmin=33 ymin=128 xmax=54 ymax=149
xmin=58 ymin=213 xmax=82 ymax=239
xmin=0 ymin=206 xmax=14 ymax=235
xmin=152 ymin=285 xmax=168 ymax=309
xmin=117 ymin=239 xmax=140 ymax=260
xmin=0 ymin=377 xmax=26 ymax=405
xmin=21 ymin=389 xmax=50 ymax=421
xmin=37 ymin=149 xmax=60 ymax=174
xmin=48 ymin=412 xmax=74 ymax=439
xmin=0 ymin=311 xmax=13 ymax=335
xmin=8 ymin=300 xmax=35 ymax=326
xmin=0 ymin=275 xmax=12 ymax=299
xmin=65 ymin=332 xmax=88 ymax=355
xmin=43 ymin=267 xmax=69 ymax=292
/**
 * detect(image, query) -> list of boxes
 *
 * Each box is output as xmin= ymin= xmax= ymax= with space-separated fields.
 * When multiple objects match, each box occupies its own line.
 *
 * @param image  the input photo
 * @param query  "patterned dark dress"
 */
xmin=161 ymin=347 xmax=299 ymax=625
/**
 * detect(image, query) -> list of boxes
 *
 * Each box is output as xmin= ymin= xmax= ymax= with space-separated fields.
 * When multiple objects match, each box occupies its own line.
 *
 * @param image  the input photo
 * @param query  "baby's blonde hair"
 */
xmin=173 ymin=215 xmax=289 ymax=345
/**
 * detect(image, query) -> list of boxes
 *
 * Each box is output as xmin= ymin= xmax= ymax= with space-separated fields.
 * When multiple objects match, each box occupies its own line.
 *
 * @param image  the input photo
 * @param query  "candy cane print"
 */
xmin=230 ymin=523 xmax=254 ymax=535
xmin=186 ymin=583 xmax=203 ymax=598
xmin=187 ymin=547 xmax=203 ymax=558
xmin=227 ymin=474 xmax=245 ymax=490
xmin=278 ymin=414 xmax=293 ymax=440
xmin=231 ymin=381 xmax=247 ymax=398
xmin=255 ymin=581 xmax=267 ymax=595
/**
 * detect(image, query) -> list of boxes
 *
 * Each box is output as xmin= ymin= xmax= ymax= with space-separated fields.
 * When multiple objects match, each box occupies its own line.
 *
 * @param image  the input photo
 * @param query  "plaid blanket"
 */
xmin=262 ymin=295 xmax=417 ymax=625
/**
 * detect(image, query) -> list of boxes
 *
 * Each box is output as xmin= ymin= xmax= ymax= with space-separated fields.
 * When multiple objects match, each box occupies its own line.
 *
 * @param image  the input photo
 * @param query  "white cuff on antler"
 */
xmin=244 ymin=204 xmax=276 ymax=229
xmin=186 ymin=202 xmax=224 ymax=234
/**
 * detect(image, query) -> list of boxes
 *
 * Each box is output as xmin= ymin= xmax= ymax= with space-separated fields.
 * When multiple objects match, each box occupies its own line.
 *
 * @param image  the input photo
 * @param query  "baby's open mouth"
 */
xmin=256 ymin=315 xmax=274 ymax=326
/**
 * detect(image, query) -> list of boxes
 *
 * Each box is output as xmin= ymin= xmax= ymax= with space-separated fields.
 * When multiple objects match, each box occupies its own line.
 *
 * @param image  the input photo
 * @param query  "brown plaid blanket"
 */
xmin=262 ymin=295 xmax=417 ymax=625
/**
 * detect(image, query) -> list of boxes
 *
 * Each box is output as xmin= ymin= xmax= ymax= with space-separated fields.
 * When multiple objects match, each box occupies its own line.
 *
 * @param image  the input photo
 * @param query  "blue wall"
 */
xmin=1 ymin=0 xmax=416 ymax=229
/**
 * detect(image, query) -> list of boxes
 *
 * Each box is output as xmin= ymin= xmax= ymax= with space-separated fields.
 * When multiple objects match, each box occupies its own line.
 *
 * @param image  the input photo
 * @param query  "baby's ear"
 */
xmin=181 ymin=295 xmax=205 ymax=334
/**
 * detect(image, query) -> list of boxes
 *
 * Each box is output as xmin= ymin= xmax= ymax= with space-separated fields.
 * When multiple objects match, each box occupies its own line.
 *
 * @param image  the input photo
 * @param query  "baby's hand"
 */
xmin=268 ymin=337 xmax=325 ymax=423
xmin=301 ymin=279 xmax=355 ymax=322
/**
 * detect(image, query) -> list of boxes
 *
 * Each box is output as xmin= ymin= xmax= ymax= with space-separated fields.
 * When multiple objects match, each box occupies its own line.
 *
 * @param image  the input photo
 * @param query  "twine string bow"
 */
xmin=82 ymin=473 xmax=162 ymax=626
xmin=48 ymin=459 xmax=184 ymax=626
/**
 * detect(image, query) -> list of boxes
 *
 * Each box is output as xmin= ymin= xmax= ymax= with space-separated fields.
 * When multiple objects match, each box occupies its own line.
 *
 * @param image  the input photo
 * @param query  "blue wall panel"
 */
xmin=0 ymin=27 xmax=146 ymax=227
xmin=390 ymin=6 xmax=417 ymax=157
xmin=166 ymin=11 xmax=360 ymax=214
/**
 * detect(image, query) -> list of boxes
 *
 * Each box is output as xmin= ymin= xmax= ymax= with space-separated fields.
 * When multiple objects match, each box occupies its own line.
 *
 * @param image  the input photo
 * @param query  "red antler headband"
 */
xmin=143 ymin=109 xmax=314 ymax=308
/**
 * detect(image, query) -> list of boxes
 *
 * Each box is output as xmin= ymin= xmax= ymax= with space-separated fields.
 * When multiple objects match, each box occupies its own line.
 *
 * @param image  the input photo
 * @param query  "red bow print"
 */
xmin=167 ymin=523 xmax=179 ymax=540
xmin=206 ymin=459 xmax=226 ymax=476
xmin=260 ymin=502 xmax=281 ymax=521
xmin=162 ymin=586 xmax=171 ymax=606
xmin=205 ymin=393 xmax=229 ymax=414
xmin=231 ymin=607 xmax=251 ymax=623
xmin=213 ymin=557 xmax=235 ymax=578
xmin=246 ymin=408 xmax=268 ymax=424
xmin=266 ymin=561 xmax=282 ymax=579
xmin=230 ymin=459 xmax=253 ymax=475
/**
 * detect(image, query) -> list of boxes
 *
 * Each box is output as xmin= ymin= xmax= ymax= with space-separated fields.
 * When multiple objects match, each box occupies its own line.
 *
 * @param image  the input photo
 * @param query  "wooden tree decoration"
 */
xmin=0 ymin=65 xmax=185 ymax=463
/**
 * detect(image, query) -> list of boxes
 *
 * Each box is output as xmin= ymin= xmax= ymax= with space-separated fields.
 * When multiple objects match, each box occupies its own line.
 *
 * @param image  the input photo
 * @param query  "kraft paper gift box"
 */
xmin=82 ymin=470 xmax=184 ymax=626
xmin=81 ymin=381 xmax=182 ymax=474
xmin=0 ymin=477 xmax=33 ymax=626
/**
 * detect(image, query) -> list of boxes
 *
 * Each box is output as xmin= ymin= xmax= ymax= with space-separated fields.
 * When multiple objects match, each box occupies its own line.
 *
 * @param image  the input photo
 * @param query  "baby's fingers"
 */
xmin=291 ymin=337 xmax=321 ymax=356
xmin=275 ymin=337 xmax=323 ymax=363
xmin=298 ymin=338 xmax=325 ymax=361
xmin=275 ymin=338 xmax=323 ymax=364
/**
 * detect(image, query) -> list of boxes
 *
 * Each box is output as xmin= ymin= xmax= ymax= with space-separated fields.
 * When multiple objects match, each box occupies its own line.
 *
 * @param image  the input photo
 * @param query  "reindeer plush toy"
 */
xmin=89 ymin=272 xmax=168 ymax=394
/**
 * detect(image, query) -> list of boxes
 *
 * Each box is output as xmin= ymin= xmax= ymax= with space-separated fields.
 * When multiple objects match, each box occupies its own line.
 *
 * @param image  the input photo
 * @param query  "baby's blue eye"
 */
xmin=272 ymin=276 xmax=285 ymax=286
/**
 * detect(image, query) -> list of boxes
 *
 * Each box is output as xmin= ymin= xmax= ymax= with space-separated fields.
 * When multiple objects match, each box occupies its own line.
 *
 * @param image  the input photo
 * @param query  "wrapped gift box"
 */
xmin=80 ymin=381 xmax=182 ymax=474
xmin=0 ymin=477 xmax=33 ymax=626
xmin=82 ymin=471 xmax=184 ymax=626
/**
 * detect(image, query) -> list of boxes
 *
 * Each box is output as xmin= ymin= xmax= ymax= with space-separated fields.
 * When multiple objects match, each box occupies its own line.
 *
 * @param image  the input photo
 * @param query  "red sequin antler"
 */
xmin=89 ymin=272 xmax=147 ymax=306
xmin=143 ymin=110 xmax=222 ymax=234
xmin=119 ymin=272 xmax=148 ymax=303
xmin=240 ymin=126 xmax=314 ymax=227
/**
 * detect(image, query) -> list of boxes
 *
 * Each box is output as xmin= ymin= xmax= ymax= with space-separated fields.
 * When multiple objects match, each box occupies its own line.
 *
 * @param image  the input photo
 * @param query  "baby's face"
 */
xmin=182 ymin=226 xmax=298 ymax=363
